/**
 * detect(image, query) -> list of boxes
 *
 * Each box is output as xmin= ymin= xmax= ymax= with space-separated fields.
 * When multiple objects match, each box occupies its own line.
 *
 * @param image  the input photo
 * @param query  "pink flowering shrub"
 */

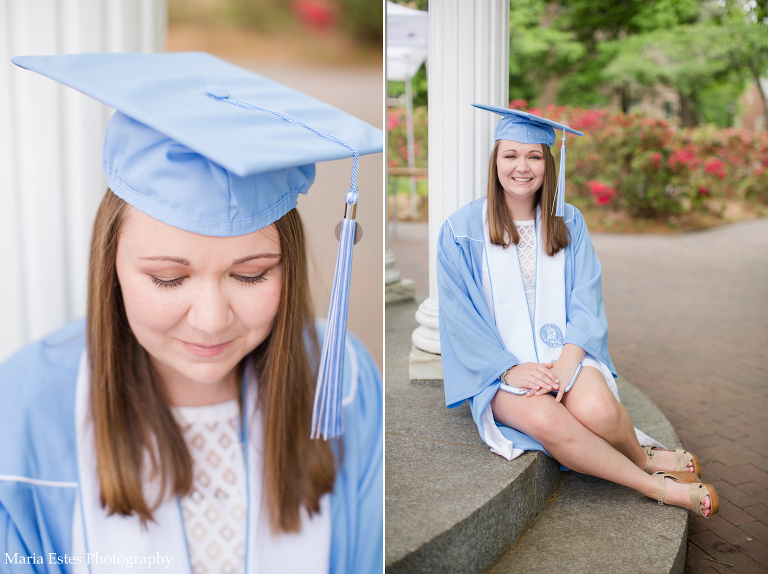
xmin=387 ymin=106 xmax=429 ymax=169
xmin=528 ymin=102 xmax=768 ymax=217
xmin=386 ymin=101 xmax=768 ymax=218
xmin=588 ymin=180 xmax=616 ymax=206
xmin=292 ymin=0 xmax=336 ymax=32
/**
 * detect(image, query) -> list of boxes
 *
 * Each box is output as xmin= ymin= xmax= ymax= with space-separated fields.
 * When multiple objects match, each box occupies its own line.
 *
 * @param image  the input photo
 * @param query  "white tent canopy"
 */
xmin=386 ymin=2 xmax=428 ymax=81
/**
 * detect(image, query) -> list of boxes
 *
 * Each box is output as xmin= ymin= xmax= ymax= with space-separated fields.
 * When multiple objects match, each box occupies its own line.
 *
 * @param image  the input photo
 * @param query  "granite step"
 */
xmin=385 ymin=298 xmax=689 ymax=574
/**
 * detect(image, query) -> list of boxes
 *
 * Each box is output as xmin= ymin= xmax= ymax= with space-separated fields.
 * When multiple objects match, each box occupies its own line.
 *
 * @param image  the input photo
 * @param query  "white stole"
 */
xmin=481 ymin=201 xmax=567 ymax=370
xmin=478 ymin=200 xmax=662 ymax=459
xmin=72 ymin=351 xmax=331 ymax=573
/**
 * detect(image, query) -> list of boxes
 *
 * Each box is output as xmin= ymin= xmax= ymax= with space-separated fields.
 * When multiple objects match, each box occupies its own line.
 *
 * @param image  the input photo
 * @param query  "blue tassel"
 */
xmin=311 ymin=194 xmax=357 ymax=439
xmin=311 ymin=147 xmax=360 ymax=438
xmin=207 ymin=92 xmax=360 ymax=440
xmin=552 ymin=134 xmax=567 ymax=217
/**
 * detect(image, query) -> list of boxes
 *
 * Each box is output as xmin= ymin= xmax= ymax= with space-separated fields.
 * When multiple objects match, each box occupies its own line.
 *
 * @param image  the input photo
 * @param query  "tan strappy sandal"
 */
xmin=653 ymin=471 xmax=719 ymax=517
xmin=644 ymin=446 xmax=701 ymax=478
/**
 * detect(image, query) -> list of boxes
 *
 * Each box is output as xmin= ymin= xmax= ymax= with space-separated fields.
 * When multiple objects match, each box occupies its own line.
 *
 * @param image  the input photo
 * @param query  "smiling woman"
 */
xmin=0 ymin=52 xmax=384 ymax=573
xmin=437 ymin=103 xmax=718 ymax=521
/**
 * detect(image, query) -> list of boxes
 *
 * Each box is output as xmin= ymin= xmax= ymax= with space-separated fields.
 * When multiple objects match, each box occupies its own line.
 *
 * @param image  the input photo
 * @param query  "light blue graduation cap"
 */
xmin=472 ymin=103 xmax=584 ymax=217
xmin=12 ymin=51 xmax=383 ymax=440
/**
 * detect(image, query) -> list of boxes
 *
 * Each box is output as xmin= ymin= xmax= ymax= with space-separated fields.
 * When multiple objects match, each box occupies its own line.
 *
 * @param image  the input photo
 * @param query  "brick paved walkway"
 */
xmin=389 ymin=217 xmax=768 ymax=573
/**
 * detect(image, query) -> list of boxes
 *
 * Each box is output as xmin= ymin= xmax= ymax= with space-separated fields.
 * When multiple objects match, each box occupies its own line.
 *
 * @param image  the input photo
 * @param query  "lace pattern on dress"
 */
xmin=515 ymin=220 xmax=536 ymax=325
xmin=174 ymin=400 xmax=246 ymax=574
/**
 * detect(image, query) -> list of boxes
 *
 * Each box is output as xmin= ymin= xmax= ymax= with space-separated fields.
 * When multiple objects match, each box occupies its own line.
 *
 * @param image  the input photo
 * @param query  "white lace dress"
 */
xmin=515 ymin=220 xmax=537 ymax=324
xmin=173 ymin=400 xmax=247 ymax=574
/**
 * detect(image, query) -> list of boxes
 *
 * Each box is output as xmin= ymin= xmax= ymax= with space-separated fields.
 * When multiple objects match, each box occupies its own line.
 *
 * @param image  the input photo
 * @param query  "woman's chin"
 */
xmin=177 ymin=361 xmax=240 ymax=387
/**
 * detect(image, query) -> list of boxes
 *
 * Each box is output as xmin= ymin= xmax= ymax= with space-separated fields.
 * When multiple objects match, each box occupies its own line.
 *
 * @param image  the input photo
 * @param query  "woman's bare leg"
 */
xmin=490 ymin=390 xmax=711 ymax=514
xmin=561 ymin=367 xmax=695 ymax=473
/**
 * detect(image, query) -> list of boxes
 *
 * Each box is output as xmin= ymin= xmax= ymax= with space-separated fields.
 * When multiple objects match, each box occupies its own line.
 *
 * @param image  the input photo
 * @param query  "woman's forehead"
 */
xmin=497 ymin=140 xmax=544 ymax=152
xmin=119 ymin=205 xmax=280 ymax=255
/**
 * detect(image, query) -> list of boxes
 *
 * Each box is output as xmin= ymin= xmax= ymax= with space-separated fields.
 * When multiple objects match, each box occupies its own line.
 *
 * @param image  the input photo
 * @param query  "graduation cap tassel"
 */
xmin=207 ymin=92 xmax=361 ymax=439
xmin=552 ymin=133 xmax=567 ymax=218
xmin=311 ymin=157 xmax=359 ymax=440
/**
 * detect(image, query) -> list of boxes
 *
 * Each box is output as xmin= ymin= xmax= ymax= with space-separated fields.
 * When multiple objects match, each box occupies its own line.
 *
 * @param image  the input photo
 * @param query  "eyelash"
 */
xmin=151 ymin=276 xmax=185 ymax=289
xmin=150 ymin=273 xmax=268 ymax=289
xmin=505 ymin=155 xmax=541 ymax=160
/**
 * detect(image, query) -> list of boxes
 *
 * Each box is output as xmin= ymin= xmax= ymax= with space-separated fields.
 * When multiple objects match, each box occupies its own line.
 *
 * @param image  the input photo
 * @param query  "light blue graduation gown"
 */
xmin=0 ymin=320 xmax=382 ymax=573
xmin=437 ymin=200 xmax=617 ymax=456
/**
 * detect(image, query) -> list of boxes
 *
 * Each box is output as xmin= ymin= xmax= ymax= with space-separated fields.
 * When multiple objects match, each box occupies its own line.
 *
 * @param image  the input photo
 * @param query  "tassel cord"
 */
xmin=209 ymin=93 xmax=359 ymax=440
xmin=551 ymin=133 xmax=567 ymax=217
xmin=212 ymin=95 xmax=360 ymax=201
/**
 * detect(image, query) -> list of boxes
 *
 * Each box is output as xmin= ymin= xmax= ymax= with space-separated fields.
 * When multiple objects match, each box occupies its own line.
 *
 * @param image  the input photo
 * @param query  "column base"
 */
xmin=408 ymin=345 xmax=443 ymax=381
xmin=385 ymin=278 xmax=416 ymax=303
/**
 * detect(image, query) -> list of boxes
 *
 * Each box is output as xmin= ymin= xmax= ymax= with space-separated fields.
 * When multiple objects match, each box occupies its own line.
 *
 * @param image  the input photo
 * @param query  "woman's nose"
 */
xmin=186 ymin=282 xmax=234 ymax=335
xmin=513 ymin=159 xmax=531 ymax=173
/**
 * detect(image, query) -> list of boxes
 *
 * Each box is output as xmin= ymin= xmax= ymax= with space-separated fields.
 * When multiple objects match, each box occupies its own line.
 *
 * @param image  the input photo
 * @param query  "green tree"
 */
xmin=558 ymin=0 xmax=767 ymax=127
xmin=601 ymin=23 xmax=748 ymax=126
xmin=557 ymin=0 xmax=702 ymax=113
xmin=508 ymin=0 xmax=586 ymax=104
xmin=710 ymin=12 xmax=768 ymax=127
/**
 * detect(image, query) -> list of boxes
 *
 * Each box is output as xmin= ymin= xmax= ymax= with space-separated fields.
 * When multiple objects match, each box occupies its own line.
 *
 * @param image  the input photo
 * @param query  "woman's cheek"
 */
xmin=238 ymin=273 xmax=283 ymax=334
xmin=121 ymin=274 xmax=189 ymax=335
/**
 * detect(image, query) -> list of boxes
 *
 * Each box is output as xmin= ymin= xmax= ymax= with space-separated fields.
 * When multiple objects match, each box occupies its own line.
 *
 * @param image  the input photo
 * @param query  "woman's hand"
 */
xmin=503 ymin=362 xmax=559 ymax=397
xmin=549 ymin=362 xmax=574 ymax=403
xmin=549 ymin=344 xmax=587 ymax=402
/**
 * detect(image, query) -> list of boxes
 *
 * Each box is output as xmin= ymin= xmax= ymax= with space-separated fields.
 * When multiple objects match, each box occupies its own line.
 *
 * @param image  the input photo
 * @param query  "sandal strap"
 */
xmin=655 ymin=472 xmax=667 ymax=505
xmin=689 ymin=483 xmax=707 ymax=517
xmin=675 ymin=449 xmax=694 ymax=473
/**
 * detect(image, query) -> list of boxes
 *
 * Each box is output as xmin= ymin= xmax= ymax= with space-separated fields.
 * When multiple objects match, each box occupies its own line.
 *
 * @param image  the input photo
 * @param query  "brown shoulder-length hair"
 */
xmin=87 ymin=190 xmax=335 ymax=533
xmin=486 ymin=140 xmax=569 ymax=256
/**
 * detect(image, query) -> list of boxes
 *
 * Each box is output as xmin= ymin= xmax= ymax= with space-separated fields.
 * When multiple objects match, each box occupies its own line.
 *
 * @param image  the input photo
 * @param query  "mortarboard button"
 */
xmin=206 ymin=85 xmax=230 ymax=98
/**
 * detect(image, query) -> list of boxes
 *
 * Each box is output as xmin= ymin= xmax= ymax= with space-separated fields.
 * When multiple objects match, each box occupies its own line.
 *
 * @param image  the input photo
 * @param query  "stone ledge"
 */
xmin=386 ymin=388 xmax=561 ymax=574
xmin=386 ymin=299 xmax=560 ymax=573
xmin=486 ymin=374 xmax=688 ymax=574
xmin=386 ymin=298 xmax=689 ymax=574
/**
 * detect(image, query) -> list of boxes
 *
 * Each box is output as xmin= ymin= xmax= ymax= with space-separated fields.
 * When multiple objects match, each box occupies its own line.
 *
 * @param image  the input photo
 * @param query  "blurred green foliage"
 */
xmin=388 ymin=65 xmax=428 ymax=107
xmin=508 ymin=0 xmax=585 ymax=103
xmin=168 ymin=0 xmax=381 ymax=42
xmin=549 ymin=0 xmax=768 ymax=127
xmin=170 ymin=0 xmax=294 ymax=30
xmin=335 ymin=0 xmax=383 ymax=42
xmin=388 ymin=0 xmax=768 ymax=128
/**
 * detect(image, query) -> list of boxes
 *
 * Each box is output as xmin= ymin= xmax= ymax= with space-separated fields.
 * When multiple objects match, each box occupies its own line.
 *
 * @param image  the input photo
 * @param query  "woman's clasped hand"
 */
xmin=503 ymin=362 xmax=559 ymax=396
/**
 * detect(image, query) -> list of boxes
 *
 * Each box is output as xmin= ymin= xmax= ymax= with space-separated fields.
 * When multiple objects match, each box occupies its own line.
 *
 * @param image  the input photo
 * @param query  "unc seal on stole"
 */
xmin=539 ymin=324 xmax=563 ymax=348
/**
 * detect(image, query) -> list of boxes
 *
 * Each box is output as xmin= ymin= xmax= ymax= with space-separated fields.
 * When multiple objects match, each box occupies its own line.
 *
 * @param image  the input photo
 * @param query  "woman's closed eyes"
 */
xmin=149 ymin=272 xmax=270 ymax=289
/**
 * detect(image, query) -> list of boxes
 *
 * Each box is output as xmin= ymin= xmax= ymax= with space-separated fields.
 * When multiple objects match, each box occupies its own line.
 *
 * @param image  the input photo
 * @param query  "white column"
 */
xmin=385 ymin=194 xmax=401 ymax=285
xmin=0 ymin=0 xmax=167 ymax=363
xmin=410 ymin=0 xmax=509 ymax=378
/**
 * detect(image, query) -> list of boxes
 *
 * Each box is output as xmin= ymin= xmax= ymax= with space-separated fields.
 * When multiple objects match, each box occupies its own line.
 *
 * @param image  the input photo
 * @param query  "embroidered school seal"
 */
xmin=539 ymin=324 xmax=563 ymax=348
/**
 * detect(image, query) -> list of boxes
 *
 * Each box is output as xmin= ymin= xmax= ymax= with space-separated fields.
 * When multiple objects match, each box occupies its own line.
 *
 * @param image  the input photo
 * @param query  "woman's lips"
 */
xmin=180 ymin=339 xmax=233 ymax=357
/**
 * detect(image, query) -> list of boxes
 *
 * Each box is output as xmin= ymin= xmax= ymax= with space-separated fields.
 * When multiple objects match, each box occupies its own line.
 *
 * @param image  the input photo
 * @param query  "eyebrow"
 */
xmin=138 ymin=253 xmax=281 ymax=266
xmin=232 ymin=253 xmax=281 ymax=265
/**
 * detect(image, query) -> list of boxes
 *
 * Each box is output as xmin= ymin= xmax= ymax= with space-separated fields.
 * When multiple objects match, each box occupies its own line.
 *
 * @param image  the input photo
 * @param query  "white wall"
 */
xmin=0 ymin=0 xmax=167 ymax=362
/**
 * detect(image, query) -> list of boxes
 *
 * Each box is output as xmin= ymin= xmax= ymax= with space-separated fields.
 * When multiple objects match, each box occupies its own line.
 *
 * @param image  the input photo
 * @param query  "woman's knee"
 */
xmin=491 ymin=392 xmax=572 ymax=444
xmin=523 ymin=400 xmax=571 ymax=443
xmin=571 ymin=394 xmax=622 ymax=435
